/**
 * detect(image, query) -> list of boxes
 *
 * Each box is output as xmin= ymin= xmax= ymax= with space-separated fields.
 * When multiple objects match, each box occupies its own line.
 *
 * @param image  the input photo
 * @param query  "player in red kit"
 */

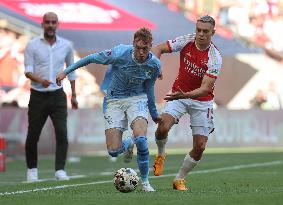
xmin=152 ymin=15 xmax=222 ymax=190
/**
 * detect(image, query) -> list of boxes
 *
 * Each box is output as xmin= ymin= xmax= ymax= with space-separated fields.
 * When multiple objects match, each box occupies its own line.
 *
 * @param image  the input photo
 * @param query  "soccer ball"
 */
xmin=113 ymin=168 xmax=139 ymax=193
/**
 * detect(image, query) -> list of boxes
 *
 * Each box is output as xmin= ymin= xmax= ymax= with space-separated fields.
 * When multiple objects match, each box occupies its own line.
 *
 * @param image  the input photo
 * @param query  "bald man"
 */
xmin=24 ymin=12 xmax=78 ymax=182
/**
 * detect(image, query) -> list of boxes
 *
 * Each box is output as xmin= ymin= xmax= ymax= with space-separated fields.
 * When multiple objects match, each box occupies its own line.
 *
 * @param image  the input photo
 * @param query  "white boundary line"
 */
xmin=0 ymin=160 xmax=282 ymax=196
xmin=155 ymin=160 xmax=283 ymax=178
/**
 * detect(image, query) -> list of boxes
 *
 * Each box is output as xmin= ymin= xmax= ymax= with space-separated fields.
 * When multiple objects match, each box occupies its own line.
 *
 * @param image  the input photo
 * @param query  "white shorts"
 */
xmin=163 ymin=98 xmax=214 ymax=136
xmin=104 ymin=95 xmax=148 ymax=131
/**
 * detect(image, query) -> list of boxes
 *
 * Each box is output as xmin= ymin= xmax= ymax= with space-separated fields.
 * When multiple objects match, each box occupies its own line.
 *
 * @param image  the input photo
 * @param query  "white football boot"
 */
xmin=141 ymin=181 xmax=155 ymax=192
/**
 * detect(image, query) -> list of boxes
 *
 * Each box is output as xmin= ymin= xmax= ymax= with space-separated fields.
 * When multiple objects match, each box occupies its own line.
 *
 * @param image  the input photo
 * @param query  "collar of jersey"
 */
xmin=194 ymin=41 xmax=211 ymax=51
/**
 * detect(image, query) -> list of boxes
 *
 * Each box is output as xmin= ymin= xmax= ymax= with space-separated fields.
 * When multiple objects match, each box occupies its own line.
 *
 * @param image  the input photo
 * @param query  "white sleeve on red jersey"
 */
xmin=167 ymin=33 xmax=195 ymax=52
xmin=206 ymin=44 xmax=222 ymax=79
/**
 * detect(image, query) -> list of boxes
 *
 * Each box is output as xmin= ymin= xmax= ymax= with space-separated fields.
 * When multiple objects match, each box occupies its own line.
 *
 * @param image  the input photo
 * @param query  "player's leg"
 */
xmin=104 ymin=98 xmax=131 ymax=158
xmin=153 ymin=113 xmax=175 ymax=176
xmin=154 ymin=100 xmax=186 ymax=176
xmin=173 ymin=134 xmax=208 ymax=190
xmin=105 ymin=128 xmax=124 ymax=157
xmin=173 ymin=105 xmax=214 ymax=190
xmin=127 ymin=95 xmax=154 ymax=191
xmin=102 ymin=97 xmax=118 ymax=162
xmin=131 ymin=118 xmax=155 ymax=191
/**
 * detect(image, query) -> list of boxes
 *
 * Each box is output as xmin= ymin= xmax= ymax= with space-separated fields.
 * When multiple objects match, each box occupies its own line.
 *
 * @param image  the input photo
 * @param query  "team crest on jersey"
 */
xmin=106 ymin=50 xmax=112 ymax=56
xmin=186 ymin=52 xmax=192 ymax=57
xmin=99 ymin=49 xmax=112 ymax=56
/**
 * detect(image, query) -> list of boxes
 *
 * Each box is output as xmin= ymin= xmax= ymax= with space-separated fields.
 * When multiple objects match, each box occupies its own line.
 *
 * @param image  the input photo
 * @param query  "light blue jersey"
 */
xmin=101 ymin=65 xmax=112 ymax=114
xmin=64 ymin=44 xmax=161 ymax=120
xmin=100 ymin=65 xmax=113 ymax=94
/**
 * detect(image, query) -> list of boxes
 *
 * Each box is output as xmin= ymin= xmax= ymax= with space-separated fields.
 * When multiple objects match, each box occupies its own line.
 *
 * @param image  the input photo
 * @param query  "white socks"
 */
xmin=155 ymin=138 xmax=168 ymax=156
xmin=175 ymin=154 xmax=199 ymax=180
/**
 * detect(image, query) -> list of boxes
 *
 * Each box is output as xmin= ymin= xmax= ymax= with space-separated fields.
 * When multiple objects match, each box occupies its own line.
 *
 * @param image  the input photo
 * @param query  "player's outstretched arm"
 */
xmin=151 ymin=42 xmax=171 ymax=59
xmin=56 ymin=54 xmax=98 ymax=86
xmin=56 ymin=48 xmax=117 ymax=86
xmin=164 ymin=75 xmax=216 ymax=101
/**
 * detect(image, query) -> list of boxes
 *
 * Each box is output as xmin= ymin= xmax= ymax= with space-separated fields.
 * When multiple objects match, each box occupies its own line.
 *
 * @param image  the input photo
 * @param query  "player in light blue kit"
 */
xmin=56 ymin=28 xmax=161 ymax=191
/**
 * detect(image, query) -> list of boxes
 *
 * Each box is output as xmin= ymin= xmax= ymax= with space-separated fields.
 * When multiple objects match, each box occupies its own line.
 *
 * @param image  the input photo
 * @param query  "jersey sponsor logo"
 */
xmin=183 ymin=56 xmax=206 ymax=78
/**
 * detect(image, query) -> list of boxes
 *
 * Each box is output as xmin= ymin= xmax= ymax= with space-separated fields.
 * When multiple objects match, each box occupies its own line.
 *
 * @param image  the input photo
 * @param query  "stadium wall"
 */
xmin=0 ymin=108 xmax=282 ymax=155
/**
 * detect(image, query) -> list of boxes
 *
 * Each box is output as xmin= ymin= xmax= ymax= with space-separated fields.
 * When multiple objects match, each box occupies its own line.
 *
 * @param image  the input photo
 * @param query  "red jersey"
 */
xmin=168 ymin=34 xmax=222 ymax=101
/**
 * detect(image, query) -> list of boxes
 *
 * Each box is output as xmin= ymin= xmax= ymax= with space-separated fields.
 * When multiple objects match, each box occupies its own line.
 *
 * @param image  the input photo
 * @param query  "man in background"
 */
xmin=24 ymin=12 xmax=78 ymax=182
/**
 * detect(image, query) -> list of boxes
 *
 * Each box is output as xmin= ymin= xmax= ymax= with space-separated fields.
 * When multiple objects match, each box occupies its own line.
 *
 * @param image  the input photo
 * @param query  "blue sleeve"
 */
xmin=145 ymin=71 xmax=159 ymax=121
xmin=64 ymin=49 xmax=116 ymax=75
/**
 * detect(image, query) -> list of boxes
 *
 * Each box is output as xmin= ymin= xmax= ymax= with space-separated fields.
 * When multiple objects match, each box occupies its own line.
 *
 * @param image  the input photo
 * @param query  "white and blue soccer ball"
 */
xmin=113 ymin=168 xmax=139 ymax=193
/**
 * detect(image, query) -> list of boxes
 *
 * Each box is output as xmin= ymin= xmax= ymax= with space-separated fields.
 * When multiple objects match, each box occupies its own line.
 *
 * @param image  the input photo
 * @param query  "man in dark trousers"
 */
xmin=24 ymin=12 xmax=78 ymax=182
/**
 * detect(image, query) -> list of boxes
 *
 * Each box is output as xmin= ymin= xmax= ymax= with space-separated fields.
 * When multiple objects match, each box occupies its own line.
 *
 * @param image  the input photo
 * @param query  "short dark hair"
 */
xmin=134 ymin=27 xmax=153 ymax=44
xmin=197 ymin=15 xmax=215 ymax=28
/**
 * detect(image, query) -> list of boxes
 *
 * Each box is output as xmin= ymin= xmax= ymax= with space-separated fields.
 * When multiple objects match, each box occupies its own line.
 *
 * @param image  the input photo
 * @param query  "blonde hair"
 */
xmin=134 ymin=27 xmax=153 ymax=44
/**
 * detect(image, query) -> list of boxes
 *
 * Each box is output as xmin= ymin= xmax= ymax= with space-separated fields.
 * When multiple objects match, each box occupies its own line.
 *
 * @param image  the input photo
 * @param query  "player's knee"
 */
xmin=156 ymin=124 xmax=170 ymax=139
xmin=194 ymin=142 xmax=206 ymax=154
xmin=108 ymin=148 xmax=122 ymax=157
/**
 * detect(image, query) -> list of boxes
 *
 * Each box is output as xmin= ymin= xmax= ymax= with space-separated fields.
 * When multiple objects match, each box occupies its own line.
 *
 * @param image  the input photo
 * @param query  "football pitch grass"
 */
xmin=0 ymin=150 xmax=283 ymax=205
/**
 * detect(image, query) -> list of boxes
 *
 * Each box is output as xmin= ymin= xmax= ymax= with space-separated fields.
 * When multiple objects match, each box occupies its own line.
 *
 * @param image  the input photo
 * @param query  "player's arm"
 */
xmin=165 ymin=75 xmax=216 ymax=100
xmin=151 ymin=42 xmax=171 ymax=59
xmin=24 ymin=42 xmax=52 ymax=87
xmin=151 ymin=42 xmax=171 ymax=80
xmin=64 ymin=51 xmax=115 ymax=75
xmin=152 ymin=34 xmax=195 ymax=58
xmin=56 ymin=48 xmax=116 ymax=85
xmin=145 ymin=70 xmax=162 ymax=123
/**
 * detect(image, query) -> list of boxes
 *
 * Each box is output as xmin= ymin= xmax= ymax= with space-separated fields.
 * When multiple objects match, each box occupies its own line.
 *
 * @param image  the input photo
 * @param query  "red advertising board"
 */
xmin=0 ymin=0 xmax=155 ymax=30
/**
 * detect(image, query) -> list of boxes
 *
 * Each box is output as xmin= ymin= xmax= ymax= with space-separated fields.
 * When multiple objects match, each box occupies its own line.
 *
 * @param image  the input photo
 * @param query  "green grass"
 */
xmin=0 ymin=152 xmax=283 ymax=205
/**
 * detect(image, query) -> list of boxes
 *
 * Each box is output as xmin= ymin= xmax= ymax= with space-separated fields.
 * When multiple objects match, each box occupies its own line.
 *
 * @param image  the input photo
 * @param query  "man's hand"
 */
xmin=71 ymin=95 xmax=78 ymax=109
xmin=164 ymin=88 xmax=188 ymax=101
xmin=41 ymin=79 xmax=52 ymax=88
xmin=56 ymin=72 xmax=67 ymax=86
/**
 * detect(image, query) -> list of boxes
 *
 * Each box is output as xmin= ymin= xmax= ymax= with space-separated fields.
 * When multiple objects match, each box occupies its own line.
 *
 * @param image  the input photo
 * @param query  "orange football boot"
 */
xmin=153 ymin=154 xmax=166 ymax=176
xmin=173 ymin=179 xmax=188 ymax=191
